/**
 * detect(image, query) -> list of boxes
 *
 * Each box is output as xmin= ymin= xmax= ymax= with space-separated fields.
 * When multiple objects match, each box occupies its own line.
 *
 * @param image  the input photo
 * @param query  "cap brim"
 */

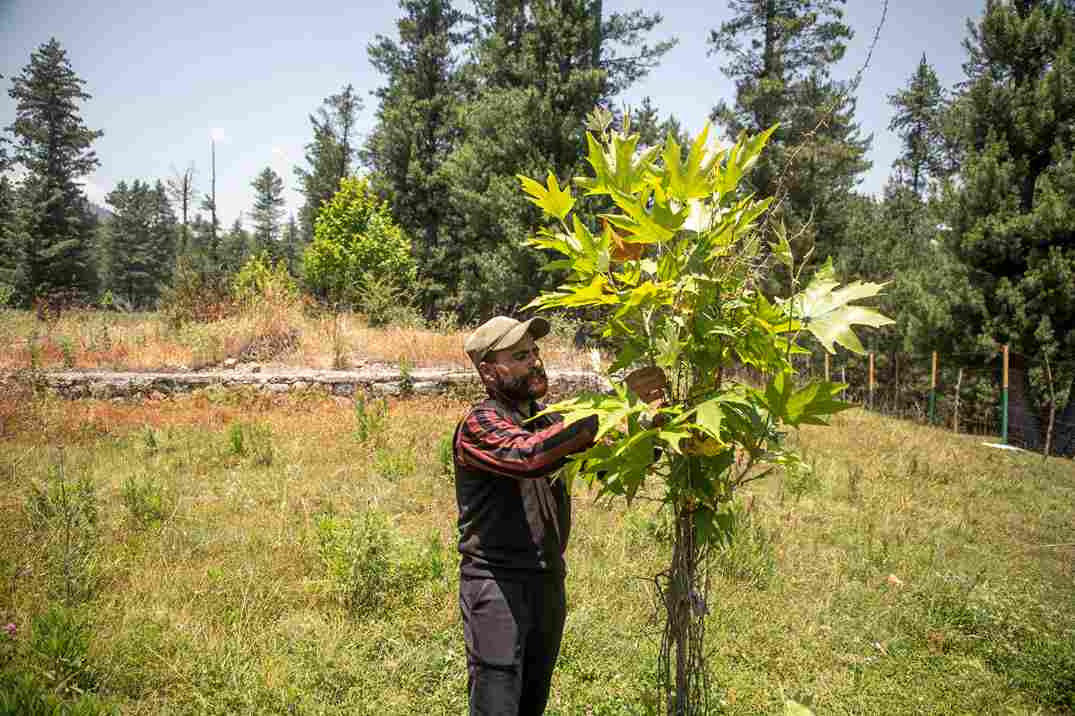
xmin=488 ymin=317 xmax=551 ymax=356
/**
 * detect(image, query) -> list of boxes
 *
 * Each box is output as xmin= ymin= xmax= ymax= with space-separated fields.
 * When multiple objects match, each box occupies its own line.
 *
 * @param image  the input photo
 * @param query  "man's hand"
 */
xmin=625 ymin=366 xmax=668 ymax=404
xmin=625 ymin=366 xmax=672 ymax=430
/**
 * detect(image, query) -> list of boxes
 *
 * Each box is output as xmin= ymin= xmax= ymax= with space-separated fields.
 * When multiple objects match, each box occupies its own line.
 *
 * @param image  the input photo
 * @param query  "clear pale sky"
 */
xmin=0 ymin=0 xmax=985 ymax=228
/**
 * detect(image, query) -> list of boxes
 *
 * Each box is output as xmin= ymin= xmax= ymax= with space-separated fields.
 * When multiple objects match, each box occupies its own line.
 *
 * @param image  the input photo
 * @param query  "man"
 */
xmin=453 ymin=315 xmax=665 ymax=715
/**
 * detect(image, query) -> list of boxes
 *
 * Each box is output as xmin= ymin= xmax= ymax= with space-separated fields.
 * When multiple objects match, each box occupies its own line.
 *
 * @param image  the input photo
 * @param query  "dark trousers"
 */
xmin=459 ymin=574 xmax=567 ymax=716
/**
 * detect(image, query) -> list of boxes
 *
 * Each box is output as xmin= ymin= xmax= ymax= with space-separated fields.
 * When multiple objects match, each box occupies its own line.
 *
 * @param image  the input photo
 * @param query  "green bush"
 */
xmin=159 ymin=256 xmax=232 ymax=328
xmin=315 ymin=510 xmax=441 ymax=614
xmin=302 ymin=177 xmax=416 ymax=309
xmin=121 ymin=474 xmax=170 ymax=529
xmin=231 ymin=253 xmax=299 ymax=304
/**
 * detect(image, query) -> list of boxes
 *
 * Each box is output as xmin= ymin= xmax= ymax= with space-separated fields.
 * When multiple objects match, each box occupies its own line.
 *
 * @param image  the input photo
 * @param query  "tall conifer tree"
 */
xmin=888 ymin=54 xmax=947 ymax=196
xmin=294 ymin=85 xmax=363 ymax=242
xmin=366 ymin=0 xmax=466 ymax=315
xmin=5 ymin=38 xmax=102 ymax=303
xmin=708 ymin=0 xmax=871 ymax=282
xmin=442 ymin=0 xmax=674 ymax=318
xmin=942 ymin=0 xmax=1075 ymax=451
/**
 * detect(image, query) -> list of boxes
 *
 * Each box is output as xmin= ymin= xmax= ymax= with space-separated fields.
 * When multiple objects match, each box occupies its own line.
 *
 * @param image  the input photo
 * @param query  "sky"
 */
xmin=0 ymin=0 xmax=985 ymax=228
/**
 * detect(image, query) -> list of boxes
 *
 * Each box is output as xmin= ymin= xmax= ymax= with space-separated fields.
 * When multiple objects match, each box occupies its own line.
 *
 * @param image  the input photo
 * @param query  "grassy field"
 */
xmin=0 ymin=307 xmax=592 ymax=372
xmin=1 ymin=379 xmax=1073 ymax=715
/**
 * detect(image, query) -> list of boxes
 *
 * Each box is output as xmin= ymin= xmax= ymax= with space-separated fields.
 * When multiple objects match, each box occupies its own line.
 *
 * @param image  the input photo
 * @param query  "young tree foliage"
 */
xmin=519 ymin=111 xmax=890 ymax=714
xmin=302 ymin=177 xmax=416 ymax=309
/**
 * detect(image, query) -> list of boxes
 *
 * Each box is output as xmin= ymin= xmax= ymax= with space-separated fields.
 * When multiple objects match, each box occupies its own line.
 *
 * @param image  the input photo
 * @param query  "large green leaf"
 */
xmin=517 ymin=172 xmax=575 ymax=221
xmin=793 ymin=260 xmax=894 ymax=354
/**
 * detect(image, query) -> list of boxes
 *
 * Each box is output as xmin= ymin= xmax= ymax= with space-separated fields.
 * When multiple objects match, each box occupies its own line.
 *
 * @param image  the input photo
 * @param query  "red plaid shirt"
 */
xmin=453 ymin=398 xmax=597 ymax=577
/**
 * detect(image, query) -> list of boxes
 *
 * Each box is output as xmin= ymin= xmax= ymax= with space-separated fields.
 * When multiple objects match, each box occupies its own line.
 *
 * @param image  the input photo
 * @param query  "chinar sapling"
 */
xmin=517 ymin=107 xmax=892 ymax=715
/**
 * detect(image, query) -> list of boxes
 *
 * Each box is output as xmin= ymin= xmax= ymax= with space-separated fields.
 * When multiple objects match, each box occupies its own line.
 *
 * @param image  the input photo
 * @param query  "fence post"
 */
xmin=824 ymin=352 xmax=830 ymax=382
xmin=929 ymin=351 xmax=938 ymax=425
xmin=953 ymin=367 xmax=963 ymax=433
xmin=868 ymin=352 xmax=875 ymax=410
xmin=1001 ymin=345 xmax=1009 ymax=444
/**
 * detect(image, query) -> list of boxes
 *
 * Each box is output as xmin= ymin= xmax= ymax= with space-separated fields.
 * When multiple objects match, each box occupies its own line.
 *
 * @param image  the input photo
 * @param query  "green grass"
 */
xmin=0 ymin=391 xmax=1072 ymax=714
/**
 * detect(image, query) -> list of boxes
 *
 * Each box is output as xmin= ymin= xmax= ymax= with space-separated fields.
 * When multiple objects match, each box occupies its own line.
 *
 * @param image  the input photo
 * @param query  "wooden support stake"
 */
xmin=929 ymin=351 xmax=938 ymax=425
xmin=868 ymin=352 xmax=875 ymax=410
xmin=824 ymin=352 xmax=831 ymax=382
xmin=1001 ymin=345 xmax=1009 ymax=444
xmin=953 ymin=367 xmax=963 ymax=433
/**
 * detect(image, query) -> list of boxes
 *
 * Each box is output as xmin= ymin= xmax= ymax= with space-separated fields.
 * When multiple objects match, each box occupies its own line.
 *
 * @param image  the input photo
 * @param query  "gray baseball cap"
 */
xmin=464 ymin=315 xmax=551 ymax=368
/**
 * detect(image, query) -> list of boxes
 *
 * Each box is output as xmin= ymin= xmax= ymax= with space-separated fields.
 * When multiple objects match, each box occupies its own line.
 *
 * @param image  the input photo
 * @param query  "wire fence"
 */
xmin=793 ymin=346 xmax=1075 ymax=459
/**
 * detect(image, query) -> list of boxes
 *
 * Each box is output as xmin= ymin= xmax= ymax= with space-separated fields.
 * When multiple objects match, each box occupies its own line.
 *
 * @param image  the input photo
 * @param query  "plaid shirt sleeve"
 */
xmin=456 ymin=405 xmax=597 ymax=480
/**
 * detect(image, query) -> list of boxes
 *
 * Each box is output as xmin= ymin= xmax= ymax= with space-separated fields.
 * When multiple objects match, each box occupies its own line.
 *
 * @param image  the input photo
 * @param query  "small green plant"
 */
xmin=782 ymin=459 xmax=822 ymax=504
xmin=25 ymin=605 xmax=97 ymax=697
xmin=121 ymin=474 xmax=169 ymax=529
xmin=315 ymin=510 xmax=437 ymax=614
xmin=0 ymin=282 xmax=14 ymax=308
xmin=24 ymin=452 xmax=99 ymax=605
xmin=437 ymin=434 xmax=454 ymax=477
xmin=225 ymin=422 xmax=274 ymax=466
xmin=373 ymin=446 xmax=417 ymax=482
xmin=141 ymin=425 xmax=158 ymax=454
xmin=57 ymin=336 xmax=76 ymax=368
xmin=398 ymin=358 xmax=414 ymax=397
xmin=353 ymin=395 xmax=388 ymax=444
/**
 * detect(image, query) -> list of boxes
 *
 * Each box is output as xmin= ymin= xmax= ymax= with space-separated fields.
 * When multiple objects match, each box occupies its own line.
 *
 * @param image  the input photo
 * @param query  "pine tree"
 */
xmin=103 ymin=179 xmax=175 ymax=307
xmin=5 ymin=38 xmax=102 ymax=303
xmin=942 ymin=0 xmax=1075 ymax=451
xmin=219 ymin=217 xmax=252 ymax=273
xmin=442 ymin=0 xmax=674 ymax=319
xmin=151 ymin=179 xmax=178 ymax=288
xmin=250 ymin=167 xmax=286 ymax=258
xmin=281 ymin=214 xmax=302 ymax=276
xmin=294 ymin=85 xmax=363 ymax=242
xmin=0 ymin=175 xmax=17 ymax=294
xmin=708 ymin=0 xmax=870 ymax=283
xmin=888 ymin=54 xmax=947 ymax=196
xmin=365 ymin=0 xmax=466 ymax=316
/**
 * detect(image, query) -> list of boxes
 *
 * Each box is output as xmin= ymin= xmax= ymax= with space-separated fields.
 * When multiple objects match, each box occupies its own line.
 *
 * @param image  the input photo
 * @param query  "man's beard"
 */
xmin=495 ymin=366 xmax=548 ymax=401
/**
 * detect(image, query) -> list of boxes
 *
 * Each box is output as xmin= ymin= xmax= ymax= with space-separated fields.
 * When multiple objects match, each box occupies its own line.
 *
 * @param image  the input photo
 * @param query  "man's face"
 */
xmin=480 ymin=334 xmax=548 ymax=401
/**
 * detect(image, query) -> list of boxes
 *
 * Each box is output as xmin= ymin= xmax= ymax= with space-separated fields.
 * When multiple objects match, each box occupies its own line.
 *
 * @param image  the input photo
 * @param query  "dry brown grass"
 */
xmin=0 ymin=307 xmax=593 ymax=371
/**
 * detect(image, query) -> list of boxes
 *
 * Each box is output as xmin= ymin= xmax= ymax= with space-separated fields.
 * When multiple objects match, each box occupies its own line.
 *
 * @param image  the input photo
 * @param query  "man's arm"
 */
xmin=457 ymin=407 xmax=598 ymax=480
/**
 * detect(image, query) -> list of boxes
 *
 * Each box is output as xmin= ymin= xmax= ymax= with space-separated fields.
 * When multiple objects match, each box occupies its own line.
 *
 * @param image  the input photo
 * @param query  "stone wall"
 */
xmin=2 ymin=367 xmax=612 ymax=402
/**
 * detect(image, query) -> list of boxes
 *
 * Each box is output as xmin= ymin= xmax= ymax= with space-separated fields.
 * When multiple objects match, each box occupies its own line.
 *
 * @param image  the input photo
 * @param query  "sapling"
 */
xmin=518 ymin=107 xmax=891 ymax=715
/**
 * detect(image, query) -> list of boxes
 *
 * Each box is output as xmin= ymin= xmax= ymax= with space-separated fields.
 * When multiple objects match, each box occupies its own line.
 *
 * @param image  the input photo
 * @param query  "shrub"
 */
xmin=315 ymin=510 xmax=440 ymax=614
xmin=231 ymin=253 xmax=299 ymax=304
xmin=121 ymin=474 xmax=170 ymax=529
xmin=302 ymin=177 xmax=417 ymax=309
xmin=159 ymin=256 xmax=233 ymax=328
